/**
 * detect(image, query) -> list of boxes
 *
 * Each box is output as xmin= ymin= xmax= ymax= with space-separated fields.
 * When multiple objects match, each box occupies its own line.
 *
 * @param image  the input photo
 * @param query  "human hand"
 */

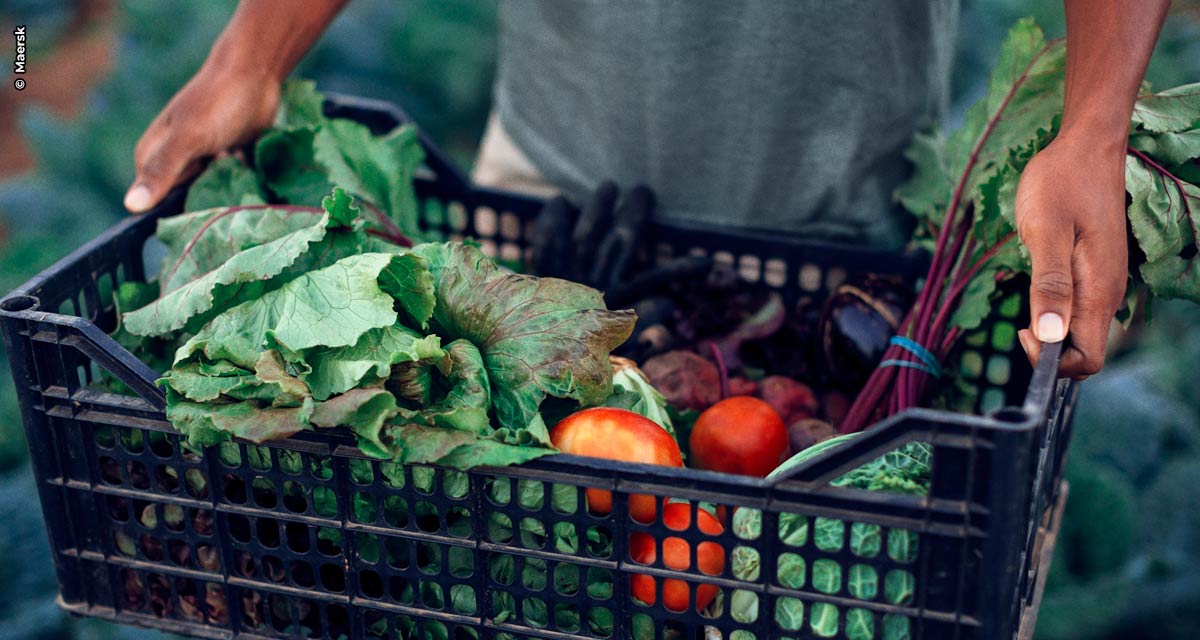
xmin=123 ymin=63 xmax=281 ymax=213
xmin=1015 ymin=135 xmax=1129 ymax=379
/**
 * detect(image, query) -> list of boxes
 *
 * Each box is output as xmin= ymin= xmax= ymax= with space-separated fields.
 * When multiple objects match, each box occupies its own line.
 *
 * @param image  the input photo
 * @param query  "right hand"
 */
xmin=124 ymin=63 xmax=281 ymax=213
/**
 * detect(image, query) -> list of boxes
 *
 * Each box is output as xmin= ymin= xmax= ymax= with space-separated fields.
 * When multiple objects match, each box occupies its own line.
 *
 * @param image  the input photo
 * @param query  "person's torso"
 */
xmin=495 ymin=0 xmax=958 ymax=248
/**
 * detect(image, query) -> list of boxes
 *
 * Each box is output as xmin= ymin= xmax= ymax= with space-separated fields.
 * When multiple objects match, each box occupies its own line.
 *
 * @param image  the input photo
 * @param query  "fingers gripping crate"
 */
xmin=0 ymin=94 xmax=1078 ymax=640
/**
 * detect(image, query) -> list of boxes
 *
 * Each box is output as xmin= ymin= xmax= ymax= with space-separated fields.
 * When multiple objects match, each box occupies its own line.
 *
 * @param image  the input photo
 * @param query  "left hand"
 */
xmin=1015 ymin=134 xmax=1129 ymax=379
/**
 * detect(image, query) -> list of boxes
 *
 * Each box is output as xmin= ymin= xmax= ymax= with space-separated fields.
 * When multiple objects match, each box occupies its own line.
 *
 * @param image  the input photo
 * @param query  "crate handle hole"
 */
xmin=1 ymin=294 xmax=39 ymax=312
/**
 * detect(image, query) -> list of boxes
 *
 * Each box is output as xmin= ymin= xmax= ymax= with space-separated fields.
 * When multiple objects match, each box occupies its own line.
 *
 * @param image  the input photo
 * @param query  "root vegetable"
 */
xmin=788 ymin=418 xmax=837 ymax=454
xmin=642 ymin=351 xmax=722 ymax=412
xmin=756 ymin=375 xmax=818 ymax=424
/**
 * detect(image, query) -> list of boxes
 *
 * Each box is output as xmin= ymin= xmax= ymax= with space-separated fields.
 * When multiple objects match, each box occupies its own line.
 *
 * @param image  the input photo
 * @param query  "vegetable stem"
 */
xmin=358 ymin=198 xmax=413 ymax=247
xmin=840 ymin=41 xmax=1054 ymax=433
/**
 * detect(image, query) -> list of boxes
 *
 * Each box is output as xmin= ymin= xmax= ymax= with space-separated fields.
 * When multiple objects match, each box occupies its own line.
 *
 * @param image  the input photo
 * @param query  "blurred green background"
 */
xmin=0 ymin=1 xmax=1197 ymax=639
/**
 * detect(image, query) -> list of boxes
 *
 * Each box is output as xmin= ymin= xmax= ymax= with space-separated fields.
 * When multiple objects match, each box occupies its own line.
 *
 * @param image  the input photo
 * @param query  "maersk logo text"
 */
xmin=13 ymin=25 xmax=26 ymax=89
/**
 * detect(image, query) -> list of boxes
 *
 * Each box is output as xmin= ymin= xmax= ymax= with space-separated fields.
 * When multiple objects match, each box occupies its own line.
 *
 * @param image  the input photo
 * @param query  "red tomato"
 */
xmin=629 ymin=502 xmax=726 ymax=612
xmin=550 ymin=407 xmax=683 ymax=522
xmin=689 ymin=396 xmax=788 ymax=477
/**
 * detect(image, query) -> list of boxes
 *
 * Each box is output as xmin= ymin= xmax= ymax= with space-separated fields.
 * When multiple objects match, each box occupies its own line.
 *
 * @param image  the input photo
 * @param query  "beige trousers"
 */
xmin=470 ymin=113 xmax=560 ymax=197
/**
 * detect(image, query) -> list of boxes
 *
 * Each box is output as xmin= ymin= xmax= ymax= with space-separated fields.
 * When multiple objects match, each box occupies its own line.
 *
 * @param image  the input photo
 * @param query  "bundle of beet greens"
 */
xmin=840 ymin=19 xmax=1200 ymax=433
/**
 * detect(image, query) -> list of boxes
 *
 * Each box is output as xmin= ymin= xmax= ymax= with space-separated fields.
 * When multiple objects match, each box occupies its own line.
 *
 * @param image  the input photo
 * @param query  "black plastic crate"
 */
xmin=0 ymin=94 xmax=1077 ymax=640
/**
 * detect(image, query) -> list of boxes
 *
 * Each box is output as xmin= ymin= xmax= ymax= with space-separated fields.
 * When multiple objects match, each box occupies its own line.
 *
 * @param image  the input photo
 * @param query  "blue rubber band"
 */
xmin=880 ymin=336 xmax=943 ymax=379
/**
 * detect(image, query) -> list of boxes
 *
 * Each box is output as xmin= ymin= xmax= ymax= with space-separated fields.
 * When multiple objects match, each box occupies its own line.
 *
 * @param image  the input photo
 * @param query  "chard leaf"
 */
xmin=255 ymin=83 xmax=426 ymax=239
xmin=128 ymin=208 xmax=330 ymax=336
xmin=313 ymin=120 xmax=425 ymax=238
xmin=949 ymin=269 xmax=999 ymax=331
xmin=1131 ymin=83 xmax=1200 ymax=133
xmin=126 ymin=188 xmax=374 ymax=337
xmin=1126 ymin=155 xmax=1187 ymax=264
xmin=256 ymin=127 xmax=333 ymax=205
xmin=1129 ymin=128 xmax=1200 ymax=167
xmin=413 ymin=242 xmax=636 ymax=430
xmin=274 ymin=79 xmax=326 ymax=130
xmin=184 ymin=155 xmax=266 ymax=212
xmin=175 ymin=252 xmax=427 ymax=368
xmin=944 ymin=19 xmax=1065 ymax=213
xmin=894 ymin=130 xmax=952 ymax=227
xmin=1125 ymin=155 xmax=1200 ymax=303
xmin=305 ymin=325 xmax=443 ymax=401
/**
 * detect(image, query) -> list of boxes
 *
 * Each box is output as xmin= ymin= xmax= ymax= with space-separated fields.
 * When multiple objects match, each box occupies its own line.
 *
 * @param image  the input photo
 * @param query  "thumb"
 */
xmin=125 ymin=134 xmax=204 ymax=214
xmin=1024 ymin=219 xmax=1074 ymax=344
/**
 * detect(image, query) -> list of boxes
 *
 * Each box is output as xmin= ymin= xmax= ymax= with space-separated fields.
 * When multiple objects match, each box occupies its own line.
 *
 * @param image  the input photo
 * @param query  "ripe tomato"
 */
xmin=629 ymin=502 xmax=726 ymax=612
xmin=689 ymin=396 xmax=788 ymax=477
xmin=550 ymin=407 xmax=683 ymax=522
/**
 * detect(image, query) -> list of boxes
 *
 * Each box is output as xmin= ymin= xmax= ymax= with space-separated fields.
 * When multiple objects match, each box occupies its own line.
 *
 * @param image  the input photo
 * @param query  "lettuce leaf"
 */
xmin=305 ymin=324 xmax=444 ymax=401
xmin=413 ymin=242 xmax=636 ymax=430
xmin=173 ymin=252 xmax=431 ymax=368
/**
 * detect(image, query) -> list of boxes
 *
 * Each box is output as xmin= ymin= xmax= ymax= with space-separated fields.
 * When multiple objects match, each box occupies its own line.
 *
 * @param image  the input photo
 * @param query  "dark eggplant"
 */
xmin=819 ymin=275 xmax=913 ymax=390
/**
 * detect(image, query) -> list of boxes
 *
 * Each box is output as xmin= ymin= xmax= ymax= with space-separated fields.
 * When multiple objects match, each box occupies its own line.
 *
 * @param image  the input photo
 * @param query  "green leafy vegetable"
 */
xmin=305 ymin=325 xmax=444 ymax=401
xmin=183 ymin=155 xmax=267 ymax=211
xmin=412 ymin=241 xmax=635 ymax=430
xmin=606 ymin=362 xmax=676 ymax=437
xmin=252 ymin=79 xmax=425 ymax=239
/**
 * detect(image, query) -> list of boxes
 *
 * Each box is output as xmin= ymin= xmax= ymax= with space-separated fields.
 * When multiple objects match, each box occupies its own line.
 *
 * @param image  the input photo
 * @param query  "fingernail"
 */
xmin=1036 ymin=313 xmax=1065 ymax=343
xmin=124 ymin=185 xmax=152 ymax=212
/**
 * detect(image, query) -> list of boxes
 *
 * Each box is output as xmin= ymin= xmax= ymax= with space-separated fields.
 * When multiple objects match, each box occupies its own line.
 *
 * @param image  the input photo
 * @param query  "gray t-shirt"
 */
xmin=494 ymin=0 xmax=958 ymax=249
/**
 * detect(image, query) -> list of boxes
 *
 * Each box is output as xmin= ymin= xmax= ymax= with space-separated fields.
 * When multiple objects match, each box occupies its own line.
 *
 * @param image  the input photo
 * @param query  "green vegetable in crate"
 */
xmin=190 ymin=79 xmax=424 ymax=244
xmin=151 ymin=235 xmax=634 ymax=465
xmin=127 ymin=194 xmax=633 ymax=465
xmin=115 ymin=81 xmax=637 ymax=467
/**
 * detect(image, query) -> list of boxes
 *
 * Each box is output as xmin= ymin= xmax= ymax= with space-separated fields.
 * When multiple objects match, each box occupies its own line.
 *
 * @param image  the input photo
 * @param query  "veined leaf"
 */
xmin=397 ymin=339 xmax=491 ymax=433
xmin=174 ymin=252 xmax=429 ymax=368
xmin=413 ymin=242 xmax=636 ymax=431
xmin=1132 ymin=83 xmax=1200 ymax=133
xmin=274 ymin=79 xmax=326 ymax=130
xmin=949 ymin=269 xmax=999 ymax=332
xmin=126 ymin=189 xmax=374 ymax=337
xmin=1129 ymin=128 xmax=1200 ymax=167
xmin=184 ymin=155 xmax=267 ymax=212
xmin=305 ymin=324 xmax=444 ymax=401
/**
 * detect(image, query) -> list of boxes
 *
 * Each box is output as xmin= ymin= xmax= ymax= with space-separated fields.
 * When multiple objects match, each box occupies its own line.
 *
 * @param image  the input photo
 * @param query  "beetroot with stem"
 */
xmin=839 ymin=25 xmax=1063 ymax=434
